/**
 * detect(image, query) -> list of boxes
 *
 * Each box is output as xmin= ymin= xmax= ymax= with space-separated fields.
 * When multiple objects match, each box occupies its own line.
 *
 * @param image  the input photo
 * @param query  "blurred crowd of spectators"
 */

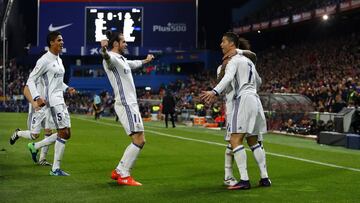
xmin=235 ymin=0 xmax=347 ymax=26
xmin=0 ymin=59 xmax=28 ymax=112
xmin=258 ymin=32 xmax=360 ymax=112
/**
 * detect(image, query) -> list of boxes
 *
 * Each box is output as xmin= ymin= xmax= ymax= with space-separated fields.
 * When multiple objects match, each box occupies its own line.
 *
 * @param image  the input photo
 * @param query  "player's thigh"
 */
xmin=114 ymin=103 xmax=144 ymax=135
xmin=230 ymin=133 xmax=246 ymax=146
xmin=246 ymin=135 xmax=259 ymax=146
xmin=50 ymin=104 xmax=71 ymax=129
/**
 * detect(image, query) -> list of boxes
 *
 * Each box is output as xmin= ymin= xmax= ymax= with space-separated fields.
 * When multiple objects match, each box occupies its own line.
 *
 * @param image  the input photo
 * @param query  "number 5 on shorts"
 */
xmin=57 ymin=113 xmax=62 ymax=121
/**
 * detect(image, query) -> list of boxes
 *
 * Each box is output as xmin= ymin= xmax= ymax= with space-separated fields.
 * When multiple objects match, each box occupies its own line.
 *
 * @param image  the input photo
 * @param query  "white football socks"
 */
xmin=116 ymin=143 xmax=141 ymax=177
xmin=233 ymin=145 xmax=249 ymax=181
xmin=251 ymin=143 xmax=269 ymax=179
xmin=52 ymin=137 xmax=66 ymax=171
xmin=38 ymin=133 xmax=57 ymax=161
xmin=224 ymin=144 xmax=234 ymax=179
xmin=35 ymin=133 xmax=57 ymax=149
xmin=17 ymin=130 xmax=36 ymax=140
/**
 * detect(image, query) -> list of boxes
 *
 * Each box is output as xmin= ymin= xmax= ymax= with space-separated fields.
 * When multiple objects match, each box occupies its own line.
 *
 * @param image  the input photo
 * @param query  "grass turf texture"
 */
xmin=1 ymin=112 xmax=360 ymax=202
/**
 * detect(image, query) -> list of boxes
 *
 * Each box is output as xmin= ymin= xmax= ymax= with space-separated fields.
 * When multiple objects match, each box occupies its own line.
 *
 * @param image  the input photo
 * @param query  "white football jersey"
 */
xmin=214 ymin=54 xmax=262 ymax=99
xmin=27 ymin=51 xmax=68 ymax=107
xmin=102 ymin=51 xmax=143 ymax=105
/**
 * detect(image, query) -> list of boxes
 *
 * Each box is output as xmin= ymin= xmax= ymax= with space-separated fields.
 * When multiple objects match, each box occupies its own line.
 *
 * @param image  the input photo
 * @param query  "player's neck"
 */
xmin=222 ymin=48 xmax=236 ymax=60
xmin=111 ymin=48 xmax=121 ymax=55
xmin=49 ymin=49 xmax=60 ymax=56
xmin=223 ymin=48 xmax=236 ymax=56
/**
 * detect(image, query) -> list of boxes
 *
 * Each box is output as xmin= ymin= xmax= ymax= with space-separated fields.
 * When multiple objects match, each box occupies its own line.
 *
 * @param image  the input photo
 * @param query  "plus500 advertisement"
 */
xmin=35 ymin=0 xmax=196 ymax=55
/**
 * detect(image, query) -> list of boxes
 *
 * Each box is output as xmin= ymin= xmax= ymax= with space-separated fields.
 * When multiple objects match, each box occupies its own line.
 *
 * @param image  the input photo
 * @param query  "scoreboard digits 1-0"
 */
xmin=85 ymin=7 xmax=143 ymax=46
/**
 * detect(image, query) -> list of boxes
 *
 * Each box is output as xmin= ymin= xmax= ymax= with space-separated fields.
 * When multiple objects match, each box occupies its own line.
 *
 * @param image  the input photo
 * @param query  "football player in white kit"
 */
xmin=220 ymin=49 xmax=257 ymax=187
xmin=26 ymin=31 xmax=76 ymax=176
xmin=201 ymin=32 xmax=271 ymax=190
xmin=100 ymin=31 xmax=154 ymax=186
xmin=9 ymin=79 xmax=58 ymax=166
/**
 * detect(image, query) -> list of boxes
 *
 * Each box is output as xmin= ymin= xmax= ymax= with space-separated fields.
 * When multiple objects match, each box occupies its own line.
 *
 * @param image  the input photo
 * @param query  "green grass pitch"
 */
xmin=1 ymin=112 xmax=360 ymax=202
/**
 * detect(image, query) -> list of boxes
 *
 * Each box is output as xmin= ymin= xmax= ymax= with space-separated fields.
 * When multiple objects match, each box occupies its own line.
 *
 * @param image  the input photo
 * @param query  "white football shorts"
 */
xmin=224 ymin=94 xmax=266 ymax=141
xmin=27 ymin=107 xmax=56 ymax=134
xmin=114 ymin=101 xmax=144 ymax=135
xmin=49 ymin=104 xmax=71 ymax=129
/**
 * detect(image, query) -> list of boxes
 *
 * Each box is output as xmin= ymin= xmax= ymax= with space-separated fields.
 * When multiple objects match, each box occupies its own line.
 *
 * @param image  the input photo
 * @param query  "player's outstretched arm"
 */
xmin=213 ymin=60 xmax=237 ymax=95
xmin=142 ymin=54 xmax=155 ymax=65
xmin=100 ymin=39 xmax=110 ymax=61
xmin=127 ymin=54 xmax=154 ymax=69
xmin=237 ymin=49 xmax=257 ymax=64
xmin=200 ymin=90 xmax=217 ymax=105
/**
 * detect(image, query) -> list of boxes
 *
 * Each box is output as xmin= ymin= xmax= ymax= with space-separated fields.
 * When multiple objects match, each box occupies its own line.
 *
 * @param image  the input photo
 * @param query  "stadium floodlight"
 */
xmin=257 ymin=30 xmax=261 ymax=34
xmin=322 ymin=14 xmax=329 ymax=21
xmin=145 ymin=87 xmax=151 ymax=91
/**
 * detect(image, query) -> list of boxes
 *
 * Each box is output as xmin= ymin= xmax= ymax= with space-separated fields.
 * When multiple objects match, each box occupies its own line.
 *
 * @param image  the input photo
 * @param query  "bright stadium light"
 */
xmin=257 ymin=30 xmax=261 ymax=34
xmin=145 ymin=87 xmax=151 ymax=91
xmin=322 ymin=14 xmax=329 ymax=21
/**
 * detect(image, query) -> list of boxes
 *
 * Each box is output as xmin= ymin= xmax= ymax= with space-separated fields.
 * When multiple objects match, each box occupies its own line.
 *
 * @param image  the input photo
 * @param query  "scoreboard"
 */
xmin=85 ymin=7 xmax=143 ymax=46
xmin=34 ymin=0 xmax=197 ymax=56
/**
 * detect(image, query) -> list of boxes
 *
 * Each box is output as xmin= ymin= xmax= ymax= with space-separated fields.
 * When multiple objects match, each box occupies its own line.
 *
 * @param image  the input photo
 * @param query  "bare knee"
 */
xmin=58 ymin=128 xmax=71 ymax=140
xmin=44 ymin=129 xmax=53 ymax=135
xmin=230 ymin=133 xmax=245 ymax=148
xmin=31 ymin=133 xmax=40 ymax=139
xmin=131 ymin=132 xmax=145 ymax=148
xmin=246 ymin=136 xmax=258 ymax=147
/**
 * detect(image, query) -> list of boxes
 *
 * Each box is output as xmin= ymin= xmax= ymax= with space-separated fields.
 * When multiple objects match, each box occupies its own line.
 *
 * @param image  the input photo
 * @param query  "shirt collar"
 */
xmin=47 ymin=51 xmax=59 ymax=61
xmin=110 ymin=51 xmax=125 ymax=61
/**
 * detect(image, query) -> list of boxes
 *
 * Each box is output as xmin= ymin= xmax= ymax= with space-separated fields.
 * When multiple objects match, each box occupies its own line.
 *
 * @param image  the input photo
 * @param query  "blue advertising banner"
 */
xmin=34 ymin=0 xmax=197 ymax=55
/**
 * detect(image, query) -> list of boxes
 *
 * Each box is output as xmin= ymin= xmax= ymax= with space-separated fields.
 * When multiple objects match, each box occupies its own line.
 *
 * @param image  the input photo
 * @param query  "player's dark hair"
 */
xmin=105 ymin=30 xmax=122 ymax=49
xmin=238 ymin=37 xmax=251 ymax=50
xmin=223 ymin=32 xmax=239 ymax=47
xmin=47 ymin=31 xmax=62 ymax=47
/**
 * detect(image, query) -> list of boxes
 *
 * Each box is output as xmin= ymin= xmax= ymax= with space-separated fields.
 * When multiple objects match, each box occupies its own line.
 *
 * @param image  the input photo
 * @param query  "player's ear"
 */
xmin=113 ymin=41 xmax=119 ymax=47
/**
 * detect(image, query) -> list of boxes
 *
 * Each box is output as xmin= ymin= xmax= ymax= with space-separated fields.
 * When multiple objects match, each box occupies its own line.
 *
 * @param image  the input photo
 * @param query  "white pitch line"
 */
xmin=73 ymin=116 xmax=360 ymax=172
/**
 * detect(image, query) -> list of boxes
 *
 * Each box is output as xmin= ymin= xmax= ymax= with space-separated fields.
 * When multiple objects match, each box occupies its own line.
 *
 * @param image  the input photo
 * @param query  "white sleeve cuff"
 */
xmin=236 ymin=49 xmax=243 ymax=55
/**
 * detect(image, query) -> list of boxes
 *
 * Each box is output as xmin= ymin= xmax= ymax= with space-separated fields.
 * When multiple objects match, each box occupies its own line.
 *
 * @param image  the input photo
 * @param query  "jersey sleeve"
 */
xmin=213 ymin=60 xmax=238 ymax=95
xmin=216 ymin=65 xmax=222 ymax=79
xmin=101 ymin=50 xmax=117 ymax=70
xmin=62 ymin=82 xmax=69 ymax=92
xmin=236 ymin=49 xmax=244 ymax=55
xmin=26 ymin=58 xmax=47 ymax=100
xmin=127 ymin=60 xmax=143 ymax=69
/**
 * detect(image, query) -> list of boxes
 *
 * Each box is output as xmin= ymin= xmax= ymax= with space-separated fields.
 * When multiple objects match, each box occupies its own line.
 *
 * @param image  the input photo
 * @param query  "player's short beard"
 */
xmin=118 ymin=47 xmax=123 ymax=54
xmin=119 ymin=47 xmax=127 ymax=55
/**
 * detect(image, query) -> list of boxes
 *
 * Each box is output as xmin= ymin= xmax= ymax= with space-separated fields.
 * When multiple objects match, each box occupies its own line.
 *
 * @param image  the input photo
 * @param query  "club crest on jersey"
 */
xmin=54 ymin=73 xmax=64 ymax=78
xmin=124 ymin=69 xmax=130 ymax=74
